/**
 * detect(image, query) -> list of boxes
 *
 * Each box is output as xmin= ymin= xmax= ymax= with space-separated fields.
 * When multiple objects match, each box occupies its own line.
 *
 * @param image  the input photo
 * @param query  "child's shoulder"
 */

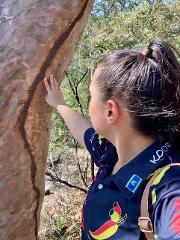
xmin=154 ymin=162 xmax=180 ymax=185
xmin=149 ymin=162 xmax=180 ymax=207
xmin=149 ymin=163 xmax=180 ymax=238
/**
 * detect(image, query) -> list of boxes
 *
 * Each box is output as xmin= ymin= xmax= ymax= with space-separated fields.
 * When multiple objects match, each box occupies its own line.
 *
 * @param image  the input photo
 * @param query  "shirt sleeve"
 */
xmin=83 ymin=127 xmax=117 ymax=167
xmin=152 ymin=181 xmax=180 ymax=239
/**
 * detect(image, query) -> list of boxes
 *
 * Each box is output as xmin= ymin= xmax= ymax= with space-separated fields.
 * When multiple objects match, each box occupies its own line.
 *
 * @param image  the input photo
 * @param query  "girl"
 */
xmin=44 ymin=39 xmax=180 ymax=240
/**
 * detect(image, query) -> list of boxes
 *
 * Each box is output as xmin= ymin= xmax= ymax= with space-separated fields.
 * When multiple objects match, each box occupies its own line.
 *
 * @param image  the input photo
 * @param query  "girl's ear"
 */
xmin=104 ymin=99 xmax=121 ymax=124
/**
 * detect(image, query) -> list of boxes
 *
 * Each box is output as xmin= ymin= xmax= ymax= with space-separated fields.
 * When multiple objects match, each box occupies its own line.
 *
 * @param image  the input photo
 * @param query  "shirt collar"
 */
xmin=111 ymin=140 xmax=171 ymax=199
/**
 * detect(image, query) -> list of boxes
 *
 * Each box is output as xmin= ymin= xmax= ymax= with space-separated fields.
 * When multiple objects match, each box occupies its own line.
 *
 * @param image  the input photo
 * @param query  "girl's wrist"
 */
xmin=56 ymin=101 xmax=66 ymax=110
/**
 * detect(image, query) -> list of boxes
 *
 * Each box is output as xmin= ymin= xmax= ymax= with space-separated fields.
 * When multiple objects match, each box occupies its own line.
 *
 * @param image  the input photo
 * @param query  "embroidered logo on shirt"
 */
xmin=125 ymin=174 xmax=142 ymax=193
xmin=89 ymin=202 xmax=127 ymax=239
xmin=89 ymin=132 xmax=97 ymax=151
xmin=149 ymin=142 xmax=171 ymax=164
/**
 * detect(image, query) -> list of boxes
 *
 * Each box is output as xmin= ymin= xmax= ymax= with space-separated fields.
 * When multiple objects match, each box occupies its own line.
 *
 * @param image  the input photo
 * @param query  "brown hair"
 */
xmin=96 ymin=39 xmax=180 ymax=152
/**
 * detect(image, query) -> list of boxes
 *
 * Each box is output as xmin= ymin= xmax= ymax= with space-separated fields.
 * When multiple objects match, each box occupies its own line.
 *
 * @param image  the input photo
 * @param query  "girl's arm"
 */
xmin=56 ymin=104 xmax=92 ymax=148
xmin=44 ymin=75 xmax=92 ymax=148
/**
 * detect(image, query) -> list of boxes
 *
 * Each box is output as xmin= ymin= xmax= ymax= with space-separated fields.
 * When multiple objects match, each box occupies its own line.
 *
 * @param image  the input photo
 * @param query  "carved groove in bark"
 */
xmin=17 ymin=0 xmax=89 ymax=237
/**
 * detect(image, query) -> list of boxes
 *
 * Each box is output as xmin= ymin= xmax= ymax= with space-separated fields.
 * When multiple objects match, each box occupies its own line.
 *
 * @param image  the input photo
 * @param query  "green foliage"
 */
xmin=49 ymin=0 xmax=180 ymax=155
xmin=38 ymin=216 xmax=68 ymax=239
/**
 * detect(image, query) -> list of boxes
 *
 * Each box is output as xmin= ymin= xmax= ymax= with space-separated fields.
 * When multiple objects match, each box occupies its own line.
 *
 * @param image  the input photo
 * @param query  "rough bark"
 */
xmin=0 ymin=1 xmax=94 ymax=239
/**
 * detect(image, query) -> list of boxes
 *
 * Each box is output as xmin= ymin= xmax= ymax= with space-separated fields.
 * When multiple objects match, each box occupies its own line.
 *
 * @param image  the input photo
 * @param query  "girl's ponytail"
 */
xmin=144 ymin=39 xmax=180 ymax=152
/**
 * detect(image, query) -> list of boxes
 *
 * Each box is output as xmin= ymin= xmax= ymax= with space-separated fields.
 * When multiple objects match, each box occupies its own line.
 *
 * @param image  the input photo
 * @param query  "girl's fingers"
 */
xmin=54 ymin=77 xmax=59 ymax=87
xmin=50 ymin=74 xmax=56 ymax=89
xmin=50 ymin=74 xmax=53 ymax=82
xmin=44 ymin=77 xmax=51 ymax=92
xmin=51 ymin=74 xmax=59 ymax=89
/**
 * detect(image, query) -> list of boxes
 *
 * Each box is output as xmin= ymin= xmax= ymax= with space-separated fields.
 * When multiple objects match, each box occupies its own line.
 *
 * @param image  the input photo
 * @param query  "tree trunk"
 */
xmin=0 ymin=1 xmax=94 ymax=239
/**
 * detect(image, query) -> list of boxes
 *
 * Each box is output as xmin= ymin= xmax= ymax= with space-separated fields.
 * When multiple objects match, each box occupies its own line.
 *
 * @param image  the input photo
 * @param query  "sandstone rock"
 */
xmin=0 ymin=1 xmax=94 ymax=239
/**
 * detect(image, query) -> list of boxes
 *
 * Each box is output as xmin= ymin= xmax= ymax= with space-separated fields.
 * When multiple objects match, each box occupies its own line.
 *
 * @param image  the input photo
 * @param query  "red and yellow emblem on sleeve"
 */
xmin=89 ymin=202 xmax=127 ymax=239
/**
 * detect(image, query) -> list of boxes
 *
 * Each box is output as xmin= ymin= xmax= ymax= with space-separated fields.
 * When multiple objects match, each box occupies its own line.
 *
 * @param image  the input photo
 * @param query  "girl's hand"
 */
xmin=44 ymin=75 xmax=66 ymax=109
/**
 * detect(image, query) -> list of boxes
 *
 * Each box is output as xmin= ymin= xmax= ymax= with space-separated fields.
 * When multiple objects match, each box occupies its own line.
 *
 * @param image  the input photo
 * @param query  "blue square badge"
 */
xmin=125 ymin=174 xmax=142 ymax=193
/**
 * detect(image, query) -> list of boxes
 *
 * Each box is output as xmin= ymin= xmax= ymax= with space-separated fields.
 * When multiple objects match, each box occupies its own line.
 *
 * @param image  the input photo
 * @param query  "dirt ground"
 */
xmin=38 ymin=148 xmax=93 ymax=239
xmin=39 ymin=187 xmax=86 ymax=240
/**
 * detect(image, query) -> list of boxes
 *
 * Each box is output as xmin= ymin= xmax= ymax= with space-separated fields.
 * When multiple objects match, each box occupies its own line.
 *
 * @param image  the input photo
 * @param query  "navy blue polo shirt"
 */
xmin=81 ymin=128 xmax=180 ymax=240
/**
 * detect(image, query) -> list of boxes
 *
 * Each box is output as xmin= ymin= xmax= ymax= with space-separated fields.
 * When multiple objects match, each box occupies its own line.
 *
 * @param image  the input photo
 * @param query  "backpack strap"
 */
xmin=138 ymin=162 xmax=180 ymax=240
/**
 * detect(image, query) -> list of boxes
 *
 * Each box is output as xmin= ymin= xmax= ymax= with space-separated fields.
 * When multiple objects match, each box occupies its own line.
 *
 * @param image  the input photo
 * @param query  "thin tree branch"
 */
xmin=77 ymin=69 xmax=88 ymax=85
xmin=46 ymin=171 xmax=87 ymax=193
xmin=75 ymin=142 xmax=88 ymax=188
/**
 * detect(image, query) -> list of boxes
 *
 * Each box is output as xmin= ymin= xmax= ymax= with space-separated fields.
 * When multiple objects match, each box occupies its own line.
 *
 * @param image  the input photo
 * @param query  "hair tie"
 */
xmin=142 ymin=47 xmax=153 ymax=58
